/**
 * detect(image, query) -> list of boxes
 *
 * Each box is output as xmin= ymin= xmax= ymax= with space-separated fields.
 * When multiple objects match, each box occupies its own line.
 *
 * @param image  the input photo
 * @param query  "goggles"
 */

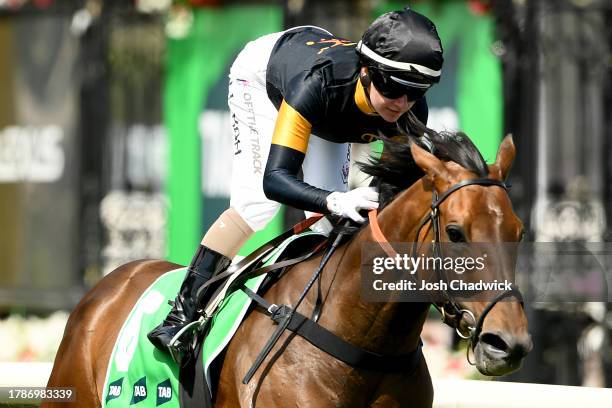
xmin=369 ymin=69 xmax=432 ymax=101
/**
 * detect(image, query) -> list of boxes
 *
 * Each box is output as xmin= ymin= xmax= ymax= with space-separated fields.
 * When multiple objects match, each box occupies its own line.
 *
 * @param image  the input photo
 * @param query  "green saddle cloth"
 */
xmin=102 ymin=231 xmax=322 ymax=407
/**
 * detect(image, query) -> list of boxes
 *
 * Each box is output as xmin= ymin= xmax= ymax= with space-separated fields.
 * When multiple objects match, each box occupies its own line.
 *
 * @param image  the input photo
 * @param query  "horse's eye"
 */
xmin=446 ymin=225 xmax=466 ymax=243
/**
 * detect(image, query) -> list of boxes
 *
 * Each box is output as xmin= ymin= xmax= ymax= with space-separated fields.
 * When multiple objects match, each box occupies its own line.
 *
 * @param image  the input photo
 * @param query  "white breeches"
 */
xmin=228 ymin=29 xmax=350 ymax=232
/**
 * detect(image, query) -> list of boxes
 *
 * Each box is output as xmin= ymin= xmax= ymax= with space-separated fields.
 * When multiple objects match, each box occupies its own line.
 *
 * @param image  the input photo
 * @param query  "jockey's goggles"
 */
xmin=369 ymin=68 xmax=432 ymax=101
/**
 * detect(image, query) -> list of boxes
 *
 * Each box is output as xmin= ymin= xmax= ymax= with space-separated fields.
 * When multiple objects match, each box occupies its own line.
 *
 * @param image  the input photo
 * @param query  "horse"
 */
xmin=45 ymin=133 xmax=531 ymax=408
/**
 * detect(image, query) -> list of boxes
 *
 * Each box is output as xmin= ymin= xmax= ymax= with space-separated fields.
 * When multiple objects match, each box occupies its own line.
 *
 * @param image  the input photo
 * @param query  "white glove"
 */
xmin=326 ymin=187 xmax=379 ymax=223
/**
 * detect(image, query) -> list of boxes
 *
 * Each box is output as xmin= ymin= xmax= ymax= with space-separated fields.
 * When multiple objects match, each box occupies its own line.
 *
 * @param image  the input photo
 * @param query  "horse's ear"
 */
xmin=410 ymin=142 xmax=449 ymax=190
xmin=494 ymin=134 xmax=516 ymax=181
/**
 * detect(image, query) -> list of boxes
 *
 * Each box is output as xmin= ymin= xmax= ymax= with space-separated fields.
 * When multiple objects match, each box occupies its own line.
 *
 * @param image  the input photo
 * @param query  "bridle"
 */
xmin=370 ymin=177 xmax=524 ymax=357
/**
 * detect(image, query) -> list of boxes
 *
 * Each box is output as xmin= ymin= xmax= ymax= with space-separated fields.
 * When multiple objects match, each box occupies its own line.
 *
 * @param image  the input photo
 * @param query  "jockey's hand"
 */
xmin=326 ymin=187 xmax=379 ymax=223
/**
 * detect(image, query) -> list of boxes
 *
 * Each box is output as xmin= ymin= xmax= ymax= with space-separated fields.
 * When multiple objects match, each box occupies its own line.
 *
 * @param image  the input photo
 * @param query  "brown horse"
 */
xmin=45 ymin=134 xmax=531 ymax=407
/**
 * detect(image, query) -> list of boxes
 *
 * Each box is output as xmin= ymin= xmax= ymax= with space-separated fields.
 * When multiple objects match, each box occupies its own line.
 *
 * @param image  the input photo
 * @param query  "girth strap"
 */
xmin=241 ymin=285 xmax=423 ymax=373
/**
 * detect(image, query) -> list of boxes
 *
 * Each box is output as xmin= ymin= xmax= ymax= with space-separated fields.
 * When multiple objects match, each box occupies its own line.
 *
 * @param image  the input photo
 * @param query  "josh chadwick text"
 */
xmin=372 ymin=279 xmax=514 ymax=291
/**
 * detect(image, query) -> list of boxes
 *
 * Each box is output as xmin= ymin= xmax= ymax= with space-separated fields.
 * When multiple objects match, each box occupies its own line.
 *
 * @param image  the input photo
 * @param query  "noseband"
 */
xmin=371 ymin=178 xmax=524 ymax=354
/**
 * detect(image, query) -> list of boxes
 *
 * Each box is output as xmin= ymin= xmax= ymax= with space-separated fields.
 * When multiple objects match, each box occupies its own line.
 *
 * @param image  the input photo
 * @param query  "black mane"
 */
xmin=360 ymin=111 xmax=489 ymax=207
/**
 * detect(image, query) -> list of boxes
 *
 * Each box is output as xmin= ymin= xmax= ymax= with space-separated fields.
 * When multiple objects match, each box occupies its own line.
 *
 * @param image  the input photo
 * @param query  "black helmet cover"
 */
xmin=357 ymin=8 xmax=444 ymax=84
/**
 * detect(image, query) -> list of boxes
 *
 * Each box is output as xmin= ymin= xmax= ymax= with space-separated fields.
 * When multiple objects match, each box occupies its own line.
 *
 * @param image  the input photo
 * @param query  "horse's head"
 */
xmin=408 ymin=134 xmax=531 ymax=376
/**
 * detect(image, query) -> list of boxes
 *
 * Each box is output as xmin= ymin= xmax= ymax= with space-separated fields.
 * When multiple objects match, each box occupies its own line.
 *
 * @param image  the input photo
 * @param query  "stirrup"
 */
xmin=167 ymin=318 xmax=210 ymax=365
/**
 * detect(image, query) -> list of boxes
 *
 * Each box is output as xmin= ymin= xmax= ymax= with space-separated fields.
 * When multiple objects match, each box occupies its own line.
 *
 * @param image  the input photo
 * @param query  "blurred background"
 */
xmin=0 ymin=0 xmax=610 ymax=389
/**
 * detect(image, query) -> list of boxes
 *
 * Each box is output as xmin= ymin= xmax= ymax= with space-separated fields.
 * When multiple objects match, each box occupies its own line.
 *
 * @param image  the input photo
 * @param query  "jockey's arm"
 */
xmin=263 ymin=100 xmax=331 ymax=214
xmin=263 ymin=100 xmax=378 ymax=224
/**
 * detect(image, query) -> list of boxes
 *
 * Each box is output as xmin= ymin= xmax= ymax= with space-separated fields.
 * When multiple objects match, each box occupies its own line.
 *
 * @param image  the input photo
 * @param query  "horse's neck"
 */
xmin=323 ymin=179 xmax=433 ymax=354
xmin=374 ymin=179 xmax=433 ymax=243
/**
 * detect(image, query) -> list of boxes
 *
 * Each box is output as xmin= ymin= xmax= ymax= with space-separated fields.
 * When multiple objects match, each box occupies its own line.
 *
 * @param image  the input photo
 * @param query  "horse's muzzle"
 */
xmin=474 ymin=331 xmax=533 ymax=375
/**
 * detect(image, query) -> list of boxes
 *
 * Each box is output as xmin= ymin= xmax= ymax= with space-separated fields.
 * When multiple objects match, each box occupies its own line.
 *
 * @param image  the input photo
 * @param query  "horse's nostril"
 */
xmin=480 ymin=332 xmax=509 ymax=353
xmin=480 ymin=332 xmax=532 ymax=361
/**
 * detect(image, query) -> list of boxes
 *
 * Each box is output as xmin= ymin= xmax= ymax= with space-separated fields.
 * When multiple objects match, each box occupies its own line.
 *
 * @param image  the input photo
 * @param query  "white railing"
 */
xmin=1 ymin=364 xmax=611 ymax=408
xmin=432 ymin=379 xmax=612 ymax=408
xmin=0 ymin=362 xmax=53 ymax=388
xmin=0 ymin=362 xmax=53 ymax=406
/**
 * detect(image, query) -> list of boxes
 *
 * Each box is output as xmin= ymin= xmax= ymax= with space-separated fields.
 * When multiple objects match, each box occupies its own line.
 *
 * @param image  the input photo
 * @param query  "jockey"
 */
xmin=148 ymin=8 xmax=444 ymax=356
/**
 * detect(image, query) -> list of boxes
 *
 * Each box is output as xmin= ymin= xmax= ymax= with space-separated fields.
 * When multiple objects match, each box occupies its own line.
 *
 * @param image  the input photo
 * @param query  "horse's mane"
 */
xmin=360 ymin=111 xmax=489 ymax=207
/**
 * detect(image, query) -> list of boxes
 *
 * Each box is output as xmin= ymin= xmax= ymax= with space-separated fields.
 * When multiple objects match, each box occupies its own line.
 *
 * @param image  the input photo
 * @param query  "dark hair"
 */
xmin=360 ymin=112 xmax=489 ymax=207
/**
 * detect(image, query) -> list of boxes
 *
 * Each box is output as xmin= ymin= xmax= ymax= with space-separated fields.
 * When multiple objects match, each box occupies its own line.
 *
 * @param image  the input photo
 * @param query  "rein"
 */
xmin=369 ymin=177 xmax=524 ymax=353
xmin=241 ymin=176 xmax=524 ymax=401
xmin=241 ymin=218 xmax=423 ymax=394
xmin=242 ymin=220 xmax=351 ymax=385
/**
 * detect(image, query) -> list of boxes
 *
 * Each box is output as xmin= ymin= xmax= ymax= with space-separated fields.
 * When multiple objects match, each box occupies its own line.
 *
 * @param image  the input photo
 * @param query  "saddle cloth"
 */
xmin=101 ymin=231 xmax=324 ymax=408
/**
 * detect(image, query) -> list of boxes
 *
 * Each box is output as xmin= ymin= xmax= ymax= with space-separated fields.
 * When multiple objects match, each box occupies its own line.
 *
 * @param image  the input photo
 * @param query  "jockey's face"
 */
xmin=366 ymin=69 xmax=415 ymax=122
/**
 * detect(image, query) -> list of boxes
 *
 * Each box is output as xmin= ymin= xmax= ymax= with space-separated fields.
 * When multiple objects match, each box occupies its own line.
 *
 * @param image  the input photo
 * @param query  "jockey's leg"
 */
xmin=149 ymin=31 xmax=280 ymax=356
xmin=147 ymin=208 xmax=252 ymax=353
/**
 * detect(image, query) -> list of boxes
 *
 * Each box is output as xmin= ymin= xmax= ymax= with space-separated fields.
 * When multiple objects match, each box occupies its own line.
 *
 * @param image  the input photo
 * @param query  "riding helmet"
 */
xmin=357 ymin=8 xmax=444 ymax=92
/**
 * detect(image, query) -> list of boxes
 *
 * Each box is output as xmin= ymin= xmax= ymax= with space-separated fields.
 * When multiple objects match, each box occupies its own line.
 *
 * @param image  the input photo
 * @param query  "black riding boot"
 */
xmin=148 ymin=245 xmax=231 ymax=354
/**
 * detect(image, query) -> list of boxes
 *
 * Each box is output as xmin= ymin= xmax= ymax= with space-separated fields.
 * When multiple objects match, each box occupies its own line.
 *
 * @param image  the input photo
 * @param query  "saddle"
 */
xmin=100 ymin=227 xmax=328 ymax=408
xmin=178 ymin=228 xmax=329 ymax=408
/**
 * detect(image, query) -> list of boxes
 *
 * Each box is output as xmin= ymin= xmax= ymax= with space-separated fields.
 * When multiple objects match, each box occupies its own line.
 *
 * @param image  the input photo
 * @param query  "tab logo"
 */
xmin=106 ymin=377 xmax=124 ymax=404
xmin=156 ymin=379 xmax=172 ymax=406
xmin=130 ymin=377 xmax=148 ymax=405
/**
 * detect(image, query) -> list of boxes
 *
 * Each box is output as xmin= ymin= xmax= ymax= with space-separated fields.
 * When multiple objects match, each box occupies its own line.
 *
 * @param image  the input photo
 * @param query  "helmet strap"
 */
xmin=359 ymin=68 xmax=372 ymax=102
xmin=360 ymin=69 xmax=371 ymax=88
